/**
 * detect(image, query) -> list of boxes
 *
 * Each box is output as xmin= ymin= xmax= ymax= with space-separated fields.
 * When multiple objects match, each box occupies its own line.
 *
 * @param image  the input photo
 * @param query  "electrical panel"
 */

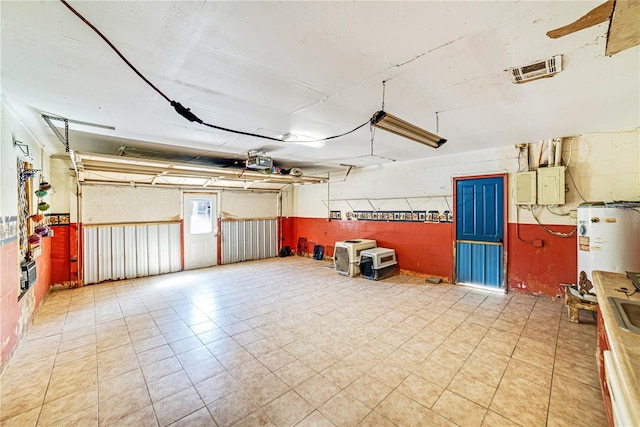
xmin=515 ymin=171 xmax=536 ymax=205
xmin=537 ymin=166 xmax=565 ymax=205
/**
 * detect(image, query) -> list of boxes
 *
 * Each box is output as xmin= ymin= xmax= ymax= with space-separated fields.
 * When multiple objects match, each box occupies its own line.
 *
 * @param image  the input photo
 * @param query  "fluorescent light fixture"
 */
xmin=371 ymin=111 xmax=446 ymax=148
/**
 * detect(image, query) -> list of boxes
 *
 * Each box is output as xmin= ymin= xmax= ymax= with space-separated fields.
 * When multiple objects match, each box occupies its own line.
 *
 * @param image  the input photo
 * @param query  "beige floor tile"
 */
xmin=447 ymin=372 xmax=496 ymax=408
xmin=54 ymin=343 xmax=96 ymax=366
xmin=263 ymin=390 xmax=314 ymax=426
xmin=319 ymin=390 xmax=371 ymax=427
xmin=147 ymin=370 xmax=194 ymax=402
xmin=433 ymin=390 xmax=487 ymax=427
xmin=490 ymin=376 xmax=549 ymax=427
xmin=358 ymin=410 xmax=395 ymax=427
xmin=141 ymin=357 xmax=183 ymax=382
xmin=548 ymin=373 xmax=607 ymax=426
xmin=321 ymin=361 xmax=364 ymax=389
xmin=481 ymin=410 xmax=520 ymax=427
xmin=427 ymin=347 xmax=467 ymax=370
xmin=276 ymin=360 xmax=317 ymax=387
xmin=99 ymin=368 xmax=147 ymax=402
xmin=37 ymin=386 xmax=97 ymax=426
xmin=169 ymin=406 xmax=215 ymax=427
xmin=47 ymin=403 xmax=98 ymax=427
xmin=195 ymin=371 xmax=241 ymax=404
xmin=397 ymin=373 xmax=444 ymax=409
xmin=207 ymin=390 xmax=257 ymax=427
xmin=98 ymin=383 xmax=151 ymax=425
xmin=375 ymin=390 xmax=429 ymax=427
xmin=137 ymin=344 xmax=176 ymax=367
xmin=295 ymin=374 xmax=341 ymax=407
xmin=296 ymin=410 xmax=335 ymax=427
xmin=459 ymin=348 xmax=510 ymax=387
xmin=345 ymin=374 xmax=394 ymax=409
xmin=412 ymin=359 xmax=458 ymax=388
xmin=242 ymin=372 xmax=290 ymax=406
xmin=153 ymin=386 xmax=204 ymax=427
xmin=299 ymin=349 xmax=339 ymax=372
xmin=259 ymin=348 xmax=298 ymax=371
xmin=501 ymin=358 xmax=553 ymax=389
xmin=0 ymin=406 xmax=40 ymax=427
xmin=232 ymin=408 xmax=276 ymax=427
xmin=44 ymin=366 xmax=98 ymax=403
xmin=108 ymin=404 xmax=158 ymax=427
xmin=183 ymin=357 xmax=227 ymax=385
xmin=97 ymin=352 xmax=139 ymax=381
xmin=367 ymin=361 xmax=411 ymax=388
xmin=0 ymin=258 xmax=606 ymax=427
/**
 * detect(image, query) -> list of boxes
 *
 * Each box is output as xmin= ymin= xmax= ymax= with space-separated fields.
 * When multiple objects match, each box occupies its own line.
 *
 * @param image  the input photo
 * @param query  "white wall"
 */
xmin=219 ymin=190 xmax=278 ymax=219
xmin=294 ymin=128 xmax=640 ymax=225
xmin=1 ymin=96 xmax=50 ymax=219
xmin=49 ymin=159 xmax=74 ymax=214
xmin=82 ymin=185 xmax=181 ymax=224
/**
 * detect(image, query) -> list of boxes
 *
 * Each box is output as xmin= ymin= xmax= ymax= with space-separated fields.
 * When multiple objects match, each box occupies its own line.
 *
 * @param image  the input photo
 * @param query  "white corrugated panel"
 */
xmin=111 ymin=226 xmax=125 ymax=280
xmin=98 ymin=227 xmax=112 ymax=283
xmin=83 ymin=222 xmax=182 ymax=285
xmin=83 ymin=227 xmax=98 ymax=285
xmin=147 ymin=224 xmax=160 ymax=276
xmin=221 ymin=219 xmax=277 ymax=264
xmin=124 ymin=226 xmax=137 ymax=278
xmin=168 ymin=224 xmax=181 ymax=272
xmin=136 ymin=225 xmax=149 ymax=277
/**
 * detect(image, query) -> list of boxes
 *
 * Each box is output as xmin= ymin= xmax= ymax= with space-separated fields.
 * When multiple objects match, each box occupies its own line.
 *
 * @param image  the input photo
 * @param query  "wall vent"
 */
xmin=510 ymin=55 xmax=563 ymax=83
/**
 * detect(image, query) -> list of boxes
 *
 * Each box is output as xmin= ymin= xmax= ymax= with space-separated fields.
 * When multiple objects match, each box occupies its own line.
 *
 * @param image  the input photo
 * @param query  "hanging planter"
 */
xmin=38 ymin=202 xmax=50 ymax=211
xmin=28 ymin=234 xmax=41 ymax=245
xmin=39 ymin=182 xmax=52 ymax=191
xmin=35 ymin=225 xmax=49 ymax=236
xmin=30 ymin=214 xmax=44 ymax=222
xmin=35 ymin=189 xmax=48 ymax=197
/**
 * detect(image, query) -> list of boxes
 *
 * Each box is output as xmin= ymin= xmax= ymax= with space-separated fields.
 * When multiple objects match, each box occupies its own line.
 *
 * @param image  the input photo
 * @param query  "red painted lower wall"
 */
xmin=1 ymin=237 xmax=52 ymax=370
xmin=50 ymin=225 xmax=70 ymax=284
xmin=284 ymin=217 xmax=577 ymax=298
xmin=284 ymin=217 xmax=454 ymax=280
xmin=506 ymin=223 xmax=577 ymax=298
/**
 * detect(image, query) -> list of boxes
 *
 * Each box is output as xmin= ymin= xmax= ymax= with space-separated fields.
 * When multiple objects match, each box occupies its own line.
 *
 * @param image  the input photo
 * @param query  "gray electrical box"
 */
xmin=515 ymin=171 xmax=536 ymax=205
xmin=537 ymin=166 xmax=565 ymax=205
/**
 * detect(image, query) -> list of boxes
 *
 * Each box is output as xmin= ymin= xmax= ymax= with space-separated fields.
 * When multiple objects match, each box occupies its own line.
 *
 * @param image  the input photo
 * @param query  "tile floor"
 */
xmin=0 ymin=257 xmax=606 ymax=427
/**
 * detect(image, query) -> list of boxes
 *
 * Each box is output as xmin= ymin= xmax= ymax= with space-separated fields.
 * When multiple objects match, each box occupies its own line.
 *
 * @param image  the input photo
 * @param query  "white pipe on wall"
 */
xmin=555 ymin=138 xmax=563 ymax=166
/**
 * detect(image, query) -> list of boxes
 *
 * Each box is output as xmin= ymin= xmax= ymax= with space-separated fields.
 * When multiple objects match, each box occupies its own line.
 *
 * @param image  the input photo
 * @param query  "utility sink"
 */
xmin=608 ymin=297 xmax=640 ymax=335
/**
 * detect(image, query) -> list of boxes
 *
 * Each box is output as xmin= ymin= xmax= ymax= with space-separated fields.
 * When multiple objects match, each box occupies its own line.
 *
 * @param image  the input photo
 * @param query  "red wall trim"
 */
xmin=286 ymin=216 xmax=577 ymax=299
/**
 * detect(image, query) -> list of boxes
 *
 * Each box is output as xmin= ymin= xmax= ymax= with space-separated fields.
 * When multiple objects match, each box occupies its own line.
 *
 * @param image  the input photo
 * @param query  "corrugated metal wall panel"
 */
xmin=221 ymin=219 xmax=277 ymax=265
xmin=83 ymin=228 xmax=98 ymax=285
xmin=111 ymin=226 xmax=125 ymax=281
xmin=136 ymin=226 xmax=149 ymax=277
xmin=147 ymin=225 xmax=160 ymax=276
xmin=124 ymin=226 xmax=137 ymax=278
xmin=456 ymin=241 xmax=503 ymax=288
xmin=169 ymin=224 xmax=182 ymax=273
xmin=98 ymin=227 xmax=112 ymax=283
xmin=83 ymin=222 xmax=182 ymax=285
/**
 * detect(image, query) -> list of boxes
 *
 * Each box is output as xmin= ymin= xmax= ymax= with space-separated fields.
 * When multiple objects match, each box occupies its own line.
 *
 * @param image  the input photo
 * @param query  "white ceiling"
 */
xmin=2 ymin=1 xmax=638 ymax=174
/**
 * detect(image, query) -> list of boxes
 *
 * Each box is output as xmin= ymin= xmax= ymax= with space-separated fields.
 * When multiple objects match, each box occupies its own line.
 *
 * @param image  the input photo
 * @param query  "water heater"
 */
xmin=577 ymin=202 xmax=640 ymax=295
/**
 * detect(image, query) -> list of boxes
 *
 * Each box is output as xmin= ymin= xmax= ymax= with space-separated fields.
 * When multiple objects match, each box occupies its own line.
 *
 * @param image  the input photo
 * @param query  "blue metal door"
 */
xmin=455 ymin=177 xmax=504 ymax=288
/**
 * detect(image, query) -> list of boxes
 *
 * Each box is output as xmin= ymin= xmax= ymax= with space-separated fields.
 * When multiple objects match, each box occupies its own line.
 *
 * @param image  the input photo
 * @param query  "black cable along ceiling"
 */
xmin=59 ymin=0 xmax=371 ymax=144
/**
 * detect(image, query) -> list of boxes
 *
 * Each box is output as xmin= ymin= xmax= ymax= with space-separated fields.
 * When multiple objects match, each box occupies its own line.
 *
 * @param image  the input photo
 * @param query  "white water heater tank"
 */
xmin=577 ymin=202 xmax=640 ymax=295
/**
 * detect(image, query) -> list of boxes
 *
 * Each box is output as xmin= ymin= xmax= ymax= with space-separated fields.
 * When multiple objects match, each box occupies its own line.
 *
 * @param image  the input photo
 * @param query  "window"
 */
xmin=189 ymin=198 xmax=212 ymax=234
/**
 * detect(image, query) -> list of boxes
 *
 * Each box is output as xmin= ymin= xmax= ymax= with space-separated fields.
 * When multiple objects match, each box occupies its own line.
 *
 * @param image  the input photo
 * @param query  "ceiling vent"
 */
xmin=510 ymin=55 xmax=563 ymax=84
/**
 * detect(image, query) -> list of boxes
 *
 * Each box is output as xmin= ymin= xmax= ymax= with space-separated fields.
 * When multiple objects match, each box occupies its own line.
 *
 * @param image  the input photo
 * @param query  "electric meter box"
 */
xmin=537 ymin=166 xmax=565 ymax=205
xmin=515 ymin=171 xmax=536 ymax=205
